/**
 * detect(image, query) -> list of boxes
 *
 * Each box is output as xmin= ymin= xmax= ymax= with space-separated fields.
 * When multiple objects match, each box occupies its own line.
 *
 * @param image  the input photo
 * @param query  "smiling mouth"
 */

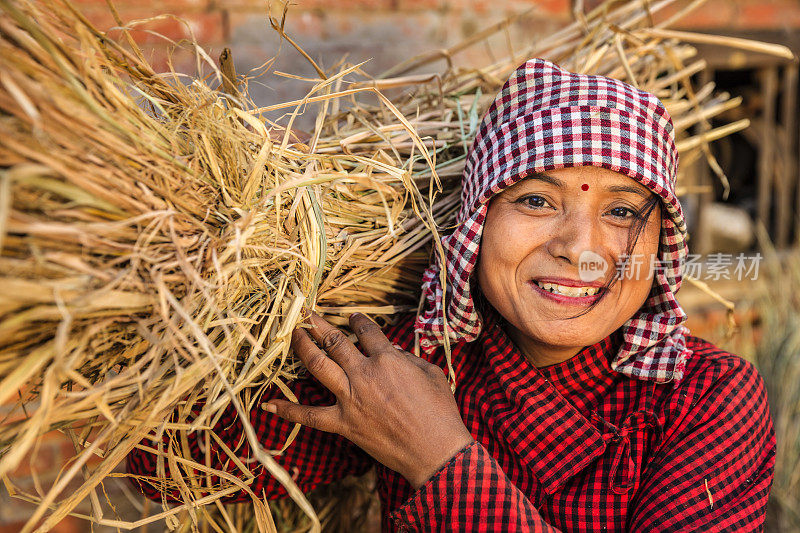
xmin=532 ymin=280 xmax=602 ymax=297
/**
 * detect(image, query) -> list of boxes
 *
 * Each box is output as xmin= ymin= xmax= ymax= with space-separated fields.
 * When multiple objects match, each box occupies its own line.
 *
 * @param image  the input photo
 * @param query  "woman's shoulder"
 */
xmin=680 ymin=334 xmax=764 ymax=389
xmin=658 ymin=334 xmax=771 ymax=434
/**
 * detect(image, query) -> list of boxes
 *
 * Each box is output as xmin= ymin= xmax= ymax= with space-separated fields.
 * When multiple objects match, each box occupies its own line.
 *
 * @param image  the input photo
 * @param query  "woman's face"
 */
xmin=475 ymin=165 xmax=662 ymax=363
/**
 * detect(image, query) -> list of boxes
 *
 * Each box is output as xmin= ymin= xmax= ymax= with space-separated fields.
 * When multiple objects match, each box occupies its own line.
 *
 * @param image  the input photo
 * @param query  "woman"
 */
xmin=127 ymin=58 xmax=776 ymax=532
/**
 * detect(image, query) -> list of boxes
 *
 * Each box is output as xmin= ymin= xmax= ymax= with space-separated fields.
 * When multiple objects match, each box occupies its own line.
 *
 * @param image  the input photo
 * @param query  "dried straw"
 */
xmin=0 ymin=0 xmax=792 ymax=531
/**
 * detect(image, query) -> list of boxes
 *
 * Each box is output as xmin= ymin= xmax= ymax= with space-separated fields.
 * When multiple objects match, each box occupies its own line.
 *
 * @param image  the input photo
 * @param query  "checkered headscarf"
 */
xmin=414 ymin=58 xmax=693 ymax=384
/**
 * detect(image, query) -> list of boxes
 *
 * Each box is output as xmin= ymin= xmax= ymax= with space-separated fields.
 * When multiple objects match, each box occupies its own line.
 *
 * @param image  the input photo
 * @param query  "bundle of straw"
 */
xmin=0 ymin=1 xmax=445 ymax=530
xmin=0 ymin=0 xmax=792 ymax=531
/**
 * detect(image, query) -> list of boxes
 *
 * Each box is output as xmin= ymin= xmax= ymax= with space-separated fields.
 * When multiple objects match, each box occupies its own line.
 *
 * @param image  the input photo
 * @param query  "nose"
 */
xmin=545 ymin=209 xmax=600 ymax=265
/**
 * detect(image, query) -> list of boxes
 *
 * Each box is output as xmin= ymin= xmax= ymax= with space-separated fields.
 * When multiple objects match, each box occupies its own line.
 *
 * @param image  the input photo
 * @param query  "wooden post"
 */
xmin=778 ymin=63 xmax=797 ymax=248
xmin=757 ymin=67 xmax=778 ymax=244
xmin=694 ymin=68 xmax=714 ymax=255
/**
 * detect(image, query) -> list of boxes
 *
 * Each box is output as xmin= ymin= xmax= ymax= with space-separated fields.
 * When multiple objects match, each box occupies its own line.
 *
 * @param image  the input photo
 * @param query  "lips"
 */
xmin=528 ymin=277 xmax=605 ymax=305
xmin=533 ymin=281 xmax=601 ymax=297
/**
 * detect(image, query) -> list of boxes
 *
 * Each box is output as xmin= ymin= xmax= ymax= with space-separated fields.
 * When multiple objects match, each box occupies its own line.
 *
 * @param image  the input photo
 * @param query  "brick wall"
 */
xmin=0 ymin=414 xmax=165 ymax=532
xmin=70 ymin=0 xmax=800 ymax=54
xmin=69 ymin=0 xmax=579 ymax=131
xmin=670 ymin=0 xmax=800 ymax=30
xmin=64 ymin=0 xmax=800 ymax=122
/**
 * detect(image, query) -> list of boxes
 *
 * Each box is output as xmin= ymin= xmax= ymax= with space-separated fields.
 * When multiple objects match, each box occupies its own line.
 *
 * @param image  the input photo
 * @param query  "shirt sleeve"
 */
xmin=125 ymin=372 xmax=374 ymax=503
xmin=627 ymin=357 xmax=776 ymax=532
xmin=388 ymin=440 xmax=561 ymax=532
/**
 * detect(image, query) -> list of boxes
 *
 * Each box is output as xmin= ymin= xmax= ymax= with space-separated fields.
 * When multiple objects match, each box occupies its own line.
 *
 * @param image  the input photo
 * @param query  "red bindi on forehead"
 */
xmin=581 ymin=183 xmax=589 ymax=191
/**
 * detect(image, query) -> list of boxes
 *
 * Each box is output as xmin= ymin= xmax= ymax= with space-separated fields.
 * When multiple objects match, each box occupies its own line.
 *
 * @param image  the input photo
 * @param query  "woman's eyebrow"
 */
xmin=605 ymin=184 xmax=652 ymax=198
xmin=524 ymin=173 xmax=565 ymax=187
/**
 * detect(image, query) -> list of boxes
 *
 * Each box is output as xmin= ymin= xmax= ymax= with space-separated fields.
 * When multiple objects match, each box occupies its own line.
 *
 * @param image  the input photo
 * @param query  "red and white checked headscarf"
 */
xmin=415 ymin=58 xmax=692 ymax=384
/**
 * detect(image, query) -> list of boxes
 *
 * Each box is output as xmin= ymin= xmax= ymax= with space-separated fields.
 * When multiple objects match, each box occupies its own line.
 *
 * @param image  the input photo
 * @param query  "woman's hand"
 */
xmin=264 ymin=311 xmax=475 ymax=490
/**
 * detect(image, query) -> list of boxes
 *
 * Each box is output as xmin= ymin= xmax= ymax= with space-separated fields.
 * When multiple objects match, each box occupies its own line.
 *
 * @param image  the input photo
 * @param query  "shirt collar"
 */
xmin=536 ymin=329 xmax=622 ymax=413
xmin=473 ymin=308 xmax=617 ymax=495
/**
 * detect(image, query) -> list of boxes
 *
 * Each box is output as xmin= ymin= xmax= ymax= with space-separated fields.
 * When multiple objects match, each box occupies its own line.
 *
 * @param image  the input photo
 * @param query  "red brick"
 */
xmin=666 ymin=0 xmax=738 ymax=29
xmin=113 ymin=13 xmax=225 ymax=45
xmin=74 ymin=0 xmax=206 ymax=11
xmin=49 ymin=517 xmax=85 ymax=533
xmin=737 ymin=3 xmax=782 ymax=29
xmin=0 ymin=517 xmax=84 ymax=533
xmin=287 ymin=10 xmax=326 ymax=37
xmin=146 ymin=43 xmax=221 ymax=72
xmin=392 ymin=0 xmax=440 ymax=9
xmin=7 ymin=431 xmax=65 ymax=478
xmin=316 ymin=0 xmax=393 ymax=8
xmin=660 ymin=0 xmax=800 ymax=30
xmin=0 ymin=523 xmax=28 ymax=533
xmin=531 ymin=0 xmax=570 ymax=16
xmin=380 ymin=0 xmax=568 ymax=14
xmin=74 ymin=3 xmax=224 ymax=44
xmin=187 ymin=12 xmax=227 ymax=44
xmin=226 ymin=0 xmax=393 ymax=10
xmin=736 ymin=1 xmax=800 ymax=29
xmin=5 ymin=429 xmax=108 ymax=485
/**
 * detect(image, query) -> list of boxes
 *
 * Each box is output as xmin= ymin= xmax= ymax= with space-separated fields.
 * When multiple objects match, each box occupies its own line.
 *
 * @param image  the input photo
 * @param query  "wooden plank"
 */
xmin=694 ymin=68 xmax=714 ymax=255
xmin=690 ymin=43 xmax=792 ymax=71
xmin=778 ymin=64 xmax=797 ymax=248
xmin=757 ymin=67 xmax=778 ymax=242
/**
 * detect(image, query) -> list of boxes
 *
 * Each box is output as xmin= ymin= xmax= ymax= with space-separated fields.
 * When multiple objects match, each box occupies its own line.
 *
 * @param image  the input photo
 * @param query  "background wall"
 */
xmin=2 ymin=1 xmax=798 ymax=531
xmin=65 ymin=0 xmax=800 ymax=66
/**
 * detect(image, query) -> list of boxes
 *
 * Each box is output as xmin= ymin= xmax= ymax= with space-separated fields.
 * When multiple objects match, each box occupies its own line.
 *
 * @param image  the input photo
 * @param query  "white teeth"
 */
xmin=536 ymin=282 xmax=600 ymax=297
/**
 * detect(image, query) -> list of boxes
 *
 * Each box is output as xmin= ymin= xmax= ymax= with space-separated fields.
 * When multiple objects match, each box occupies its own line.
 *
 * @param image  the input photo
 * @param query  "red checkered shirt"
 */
xmin=126 ymin=310 xmax=776 ymax=532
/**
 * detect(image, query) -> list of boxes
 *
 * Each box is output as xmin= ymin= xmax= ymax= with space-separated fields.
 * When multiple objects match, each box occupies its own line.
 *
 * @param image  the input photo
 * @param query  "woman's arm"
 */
xmin=264 ymin=311 xmax=475 ymax=489
xmin=267 ymin=312 xmax=775 ymax=532
xmin=388 ymin=439 xmax=561 ymax=532
xmin=267 ymin=311 xmax=562 ymax=532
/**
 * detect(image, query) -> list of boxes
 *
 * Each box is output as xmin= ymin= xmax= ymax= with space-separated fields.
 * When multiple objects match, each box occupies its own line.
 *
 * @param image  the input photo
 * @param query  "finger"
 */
xmin=305 ymin=312 xmax=364 ymax=370
xmin=291 ymin=326 xmax=349 ymax=398
xmin=264 ymin=400 xmax=341 ymax=435
xmin=349 ymin=313 xmax=395 ymax=356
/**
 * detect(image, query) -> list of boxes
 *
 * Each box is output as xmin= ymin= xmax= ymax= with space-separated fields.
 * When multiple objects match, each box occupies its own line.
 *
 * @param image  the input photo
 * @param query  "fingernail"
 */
xmin=264 ymin=403 xmax=277 ymax=413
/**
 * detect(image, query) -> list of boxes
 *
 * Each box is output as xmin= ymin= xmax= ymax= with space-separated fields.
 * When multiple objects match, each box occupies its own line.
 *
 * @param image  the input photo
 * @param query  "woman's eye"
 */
xmin=608 ymin=206 xmax=638 ymax=219
xmin=519 ymin=195 xmax=550 ymax=209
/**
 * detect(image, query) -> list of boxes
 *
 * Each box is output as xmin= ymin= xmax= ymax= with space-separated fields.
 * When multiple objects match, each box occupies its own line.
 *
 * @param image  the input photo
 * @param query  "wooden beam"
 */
xmin=757 ymin=67 xmax=778 ymax=243
xmin=778 ymin=64 xmax=797 ymax=248
xmin=694 ymin=68 xmax=714 ymax=255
